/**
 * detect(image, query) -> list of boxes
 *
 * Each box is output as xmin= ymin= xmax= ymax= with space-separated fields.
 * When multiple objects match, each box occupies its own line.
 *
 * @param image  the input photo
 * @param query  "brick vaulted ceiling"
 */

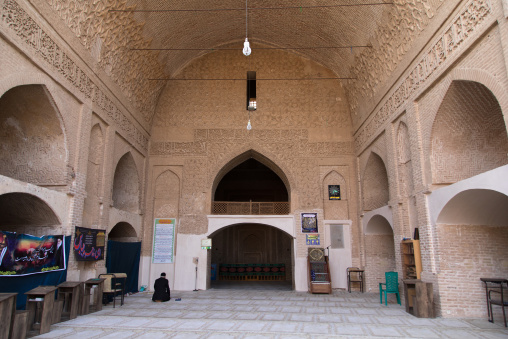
xmin=44 ymin=0 xmax=444 ymax=128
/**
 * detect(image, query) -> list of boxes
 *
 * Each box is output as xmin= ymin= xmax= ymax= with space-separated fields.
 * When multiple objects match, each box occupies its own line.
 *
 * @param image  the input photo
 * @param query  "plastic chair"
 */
xmin=379 ymin=271 xmax=401 ymax=305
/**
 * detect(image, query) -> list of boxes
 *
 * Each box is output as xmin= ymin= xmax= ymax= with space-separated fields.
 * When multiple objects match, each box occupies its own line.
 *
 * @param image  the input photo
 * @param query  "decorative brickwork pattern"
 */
xmin=431 ymin=81 xmax=508 ymax=184
xmin=354 ymin=0 xmax=493 ymax=151
xmin=1 ymin=0 xmax=149 ymax=152
xmin=348 ymin=0 xmax=443 ymax=119
xmin=44 ymin=0 xmax=165 ymax=123
xmin=364 ymin=234 xmax=396 ymax=292
xmin=436 ymin=224 xmax=508 ymax=317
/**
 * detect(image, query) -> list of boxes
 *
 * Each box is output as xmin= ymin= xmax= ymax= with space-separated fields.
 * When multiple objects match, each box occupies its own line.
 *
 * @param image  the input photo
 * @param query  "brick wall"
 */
xmin=436 ymin=224 xmax=508 ymax=317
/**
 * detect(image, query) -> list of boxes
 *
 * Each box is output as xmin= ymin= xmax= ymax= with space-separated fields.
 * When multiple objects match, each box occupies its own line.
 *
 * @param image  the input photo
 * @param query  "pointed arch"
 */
xmin=112 ymin=152 xmax=140 ymax=213
xmin=0 ymin=84 xmax=67 ymax=188
xmin=430 ymin=80 xmax=508 ymax=185
xmin=362 ymin=152 xmax=389 ymax=211
xmin=153 ymin=169 xmax=181 ymax=218
xmin=211 ymin=149 xmax=291 ymax=201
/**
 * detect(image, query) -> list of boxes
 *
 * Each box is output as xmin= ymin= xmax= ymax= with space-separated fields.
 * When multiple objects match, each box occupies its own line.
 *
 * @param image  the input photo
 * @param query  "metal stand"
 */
xmin=193 ymin=266 xmax=198 ymax=291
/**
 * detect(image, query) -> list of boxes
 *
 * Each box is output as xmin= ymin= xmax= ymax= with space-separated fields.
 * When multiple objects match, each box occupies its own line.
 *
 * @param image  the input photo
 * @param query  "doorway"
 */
xmin=209 ymin=223 xmax=293 ymax=290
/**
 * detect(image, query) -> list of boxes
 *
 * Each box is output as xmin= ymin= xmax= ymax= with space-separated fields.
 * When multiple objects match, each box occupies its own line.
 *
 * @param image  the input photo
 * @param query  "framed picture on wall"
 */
xmin=301 ymin=213 xmax=318 ymax=233
xmin=328 ymin=185 xmax=341 ymax=200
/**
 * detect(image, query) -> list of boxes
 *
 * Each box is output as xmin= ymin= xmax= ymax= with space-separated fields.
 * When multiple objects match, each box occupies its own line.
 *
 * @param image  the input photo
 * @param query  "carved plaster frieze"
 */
xmin=1 ymin=0 xmax=148 ymax=152
xmin=347 ymin=0 xmax=443 ymax=119
xmin=354 ymin=0 xmax=492 ymax=152
xmin=45 ymin=0 xmax=166 ymax=124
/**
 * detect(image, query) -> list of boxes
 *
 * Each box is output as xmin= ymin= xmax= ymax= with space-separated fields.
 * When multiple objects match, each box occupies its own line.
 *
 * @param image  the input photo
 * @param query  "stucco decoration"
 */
xmin=1 ymin=0 xmax=149 ymax=152
xmin=45 ymin=0 xmax=165 ymax=124
xmin=348 ymin=0 xmax=443 ymax=120
xmin=354 ymin=0 xmax=493 ymax=151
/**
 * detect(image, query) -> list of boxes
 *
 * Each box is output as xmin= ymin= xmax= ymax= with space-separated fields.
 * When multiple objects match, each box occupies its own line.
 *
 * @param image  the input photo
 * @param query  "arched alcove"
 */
xmin=209 ymin=223 xmax=293 ymax=290
xmin=435 ymin=188 xmax=508 ymax=317
xmin=431 ymin=80 xmax=508 ymax=185
xmin=0 ymin=85 xmax=67 ymax=189
xmin=112 ymin=152 xmax=140 ymax=213
xmin=362 ymin=152 xmax=389 ymax=211
xmin=0 ymin=192 xmax=61 ymax=235
xmin=212 ymin=151 xmax=289 ymax=215
xmin=364 ymin=215 xmax=395 ymax=292
xmin=322 ymin=170 xmax=348 ymax=220
xmin=153 ymin=170 xmax=180 ymax=218
xmin=108 ymin=222 xmax=138 ymax=242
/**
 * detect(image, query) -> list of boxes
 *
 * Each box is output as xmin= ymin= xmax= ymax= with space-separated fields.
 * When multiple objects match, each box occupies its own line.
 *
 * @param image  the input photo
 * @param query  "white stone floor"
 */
xmin=33 ymin=288 xmax=508 ymax=338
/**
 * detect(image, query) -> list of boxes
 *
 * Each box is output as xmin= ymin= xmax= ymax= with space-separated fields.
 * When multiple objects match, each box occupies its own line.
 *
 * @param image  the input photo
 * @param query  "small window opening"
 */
xmin=247 ymin=71 xmax=256 ymax=111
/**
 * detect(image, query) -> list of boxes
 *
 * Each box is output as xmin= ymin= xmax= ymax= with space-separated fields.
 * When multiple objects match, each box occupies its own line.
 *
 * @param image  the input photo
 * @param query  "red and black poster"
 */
xmin=74 ymin=227 xmax=105 ymax=261
xmin=0 ymin=231 xmax=65 ymax=276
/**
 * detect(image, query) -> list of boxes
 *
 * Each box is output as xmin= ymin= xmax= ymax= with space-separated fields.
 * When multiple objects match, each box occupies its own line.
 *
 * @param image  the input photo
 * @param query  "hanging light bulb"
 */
xmin=243 ymin=0 xmax=251 ymax=56
xmin=247 ymin=119 xmax=252 ymax=130
xmin=243 ymin=38 xmax=251 ymax=56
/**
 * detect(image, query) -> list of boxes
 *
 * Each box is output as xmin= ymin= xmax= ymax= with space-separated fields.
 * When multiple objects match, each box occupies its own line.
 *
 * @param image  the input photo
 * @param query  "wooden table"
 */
xmin=403 ymin=279 xmax=434 ymax=318
xmin=347 ymin=268 xmax=364 ymax=292
xmin=480 ymin=277 xmax=508 ymax=325
xmin=25 ymin=286 xmax=57 ymax=335
xmin=0 ymin=293 xmax=17 ymax=339
xmin=57 ymin=281 xmax=82 ymax=320
xmin=83 ymin=278 xmax=105 ymax=314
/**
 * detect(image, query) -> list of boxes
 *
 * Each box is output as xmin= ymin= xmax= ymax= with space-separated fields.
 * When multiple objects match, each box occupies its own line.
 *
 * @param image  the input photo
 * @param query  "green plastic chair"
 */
xmin=379 ymin=271 xmax=401 ymax=305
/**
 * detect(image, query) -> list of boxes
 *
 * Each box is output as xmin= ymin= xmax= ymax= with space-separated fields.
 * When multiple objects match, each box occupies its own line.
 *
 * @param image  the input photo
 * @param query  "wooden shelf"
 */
xmin=401 ymin=240 xmax=422 ymax=280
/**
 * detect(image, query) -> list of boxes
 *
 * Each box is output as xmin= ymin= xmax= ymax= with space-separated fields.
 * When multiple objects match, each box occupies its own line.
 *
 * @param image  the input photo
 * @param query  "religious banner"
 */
xmin=74 ymin=227 xmax=105 ymax=261
xmin=301 ymin=213 xmax=318 ymax=233
xmin=152 ymin=218 xmax=176 ymax=263
xmin=0 ymin=231 xmax=65 ymax=276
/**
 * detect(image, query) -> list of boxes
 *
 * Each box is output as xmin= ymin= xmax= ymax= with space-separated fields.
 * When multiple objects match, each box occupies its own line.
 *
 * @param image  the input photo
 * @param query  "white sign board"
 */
xmin=152 ymin=218 xmax=176 ymax=263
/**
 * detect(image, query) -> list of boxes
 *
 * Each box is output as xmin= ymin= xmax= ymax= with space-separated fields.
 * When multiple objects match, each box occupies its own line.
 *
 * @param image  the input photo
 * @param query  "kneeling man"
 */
xmin=152 ymin=272 xmax=170 ymax=302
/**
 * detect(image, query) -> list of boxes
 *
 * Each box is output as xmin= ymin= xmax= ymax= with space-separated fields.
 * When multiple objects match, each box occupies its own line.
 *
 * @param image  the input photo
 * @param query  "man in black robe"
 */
xmin=152 ymin=272 xmax=170 ymax=302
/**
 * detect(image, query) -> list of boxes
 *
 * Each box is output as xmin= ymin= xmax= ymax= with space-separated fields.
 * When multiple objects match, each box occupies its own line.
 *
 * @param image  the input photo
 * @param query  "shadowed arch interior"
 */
xmin=212 ymin=150 xmax=290 ymax=200
xmin=214 ymin=158 xmax=288 ymax=202
xmin=362 ymin=152 xmax=389 ymax=211
xmin=209 ymin=223 xmax=293 ymax=289
xmin=0 ymin=193 xmax=60 ymax=228
xmin=0 ymin=85 xmax=67 ymax=188
xmin=112 ymin=152 xmax=141 ymax=213
xmin=109 ymin=222 xmax=138 ymax=241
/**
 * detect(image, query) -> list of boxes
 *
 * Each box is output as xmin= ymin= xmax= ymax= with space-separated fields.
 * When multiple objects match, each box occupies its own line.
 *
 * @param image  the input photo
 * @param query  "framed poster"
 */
xmin=301 ymin=213 xmax=318 ymax=233
xmin=152 ymin=218 xmax=176 ymax=263
xmin=306 ymin=234 xmax=320 ymax=245
xmin=328 ymin=185 xmax=341 ymax=200
xmin=74 ymin=227 xmax=105 ymax=261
